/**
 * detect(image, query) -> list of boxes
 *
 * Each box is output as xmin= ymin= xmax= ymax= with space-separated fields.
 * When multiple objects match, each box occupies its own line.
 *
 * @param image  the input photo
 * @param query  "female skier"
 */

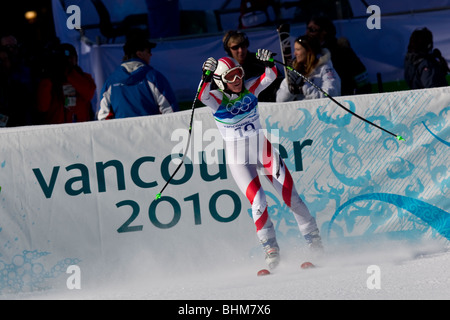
xmin=199 ymin=49 xmax=323 ymax=269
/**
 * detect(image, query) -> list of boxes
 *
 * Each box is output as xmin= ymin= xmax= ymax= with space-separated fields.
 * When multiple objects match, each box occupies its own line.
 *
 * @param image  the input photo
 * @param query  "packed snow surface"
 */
xmin=3 ymin=239 xmax=449 ymax=300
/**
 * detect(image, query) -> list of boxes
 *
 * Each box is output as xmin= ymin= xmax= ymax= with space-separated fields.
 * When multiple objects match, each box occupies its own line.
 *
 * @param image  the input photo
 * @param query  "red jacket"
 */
xmin=37 ymin=68 xmax=96 ymax=124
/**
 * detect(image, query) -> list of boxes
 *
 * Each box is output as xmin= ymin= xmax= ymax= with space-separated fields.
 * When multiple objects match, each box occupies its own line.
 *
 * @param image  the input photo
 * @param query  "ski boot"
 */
xmin=304 ymin=229 xmax=323 ymax=251
xmin=261 ymin=238 xmax=280 ymax=269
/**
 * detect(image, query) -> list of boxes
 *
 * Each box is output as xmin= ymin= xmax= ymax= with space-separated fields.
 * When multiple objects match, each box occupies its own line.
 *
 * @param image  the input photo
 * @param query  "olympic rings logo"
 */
xmin=225 ymin=96 xmax=255 ymax=115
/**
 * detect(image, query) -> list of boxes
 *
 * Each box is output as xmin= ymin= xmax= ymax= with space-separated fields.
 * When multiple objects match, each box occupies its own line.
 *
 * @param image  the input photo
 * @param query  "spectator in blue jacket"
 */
xmin=97 ymin=35 xmax=178 ymax=120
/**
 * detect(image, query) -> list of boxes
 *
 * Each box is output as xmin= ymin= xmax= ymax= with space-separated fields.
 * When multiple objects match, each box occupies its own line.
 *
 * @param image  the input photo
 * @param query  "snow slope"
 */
xmin=3 ymin=239 xmax=449 ymax=300
xmin=1 ymin=87 xmax=449 ymax=301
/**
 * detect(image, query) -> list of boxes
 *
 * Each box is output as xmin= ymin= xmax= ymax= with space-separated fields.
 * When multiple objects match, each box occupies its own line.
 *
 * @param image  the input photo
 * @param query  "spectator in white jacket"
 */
xmin=277 ymin=35 xmax=340 ymax=102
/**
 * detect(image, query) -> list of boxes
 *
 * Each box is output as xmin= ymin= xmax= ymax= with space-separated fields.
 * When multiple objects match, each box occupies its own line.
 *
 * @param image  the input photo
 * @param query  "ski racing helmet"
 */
xmin=213 ymin=57 xmax=245 ymax=91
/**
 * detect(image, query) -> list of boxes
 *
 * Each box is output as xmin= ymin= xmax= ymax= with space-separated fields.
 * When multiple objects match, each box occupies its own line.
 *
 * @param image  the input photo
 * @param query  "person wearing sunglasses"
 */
xmin=222 ymin=30 xmax=283 ymax=102
xmin=199 ymin=50 xmax=323 ymax=270
xmin=276 ymin=34 xmax=341 ymax=102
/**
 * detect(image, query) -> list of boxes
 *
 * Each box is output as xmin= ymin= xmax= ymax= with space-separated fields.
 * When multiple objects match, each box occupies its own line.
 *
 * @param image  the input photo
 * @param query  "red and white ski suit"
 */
xmin=199 ymin=62 xmax=318 ymax=244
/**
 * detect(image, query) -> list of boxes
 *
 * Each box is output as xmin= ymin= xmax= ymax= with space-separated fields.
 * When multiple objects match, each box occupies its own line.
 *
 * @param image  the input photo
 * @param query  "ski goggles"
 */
xmin=222 ymin=66 xmax=245 ymax=83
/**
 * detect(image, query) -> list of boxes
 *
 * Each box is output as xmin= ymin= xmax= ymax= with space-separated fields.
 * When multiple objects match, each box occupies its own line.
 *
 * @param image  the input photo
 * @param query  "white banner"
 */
xmin=0 ymin=87 xmax=449 ymax=294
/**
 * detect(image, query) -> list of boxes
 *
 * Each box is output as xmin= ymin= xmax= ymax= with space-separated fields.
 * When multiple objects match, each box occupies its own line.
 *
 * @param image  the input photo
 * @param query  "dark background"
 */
xmin=0 ymin=1 xmax=55 ymax=45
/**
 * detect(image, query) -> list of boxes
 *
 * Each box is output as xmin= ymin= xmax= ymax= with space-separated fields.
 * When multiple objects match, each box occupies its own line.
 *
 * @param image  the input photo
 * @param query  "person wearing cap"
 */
xmin=97 ymin=35 xmax=178 ymax=120
xmin=37 ymin=43 xmax=96 ymax=124
xmin=222 ymin=30 xmax=283 ymax=102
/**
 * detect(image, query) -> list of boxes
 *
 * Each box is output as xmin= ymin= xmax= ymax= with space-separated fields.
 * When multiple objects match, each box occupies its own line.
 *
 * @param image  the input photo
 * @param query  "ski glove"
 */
xmin=202 ymin=57 xmax=217 ymax=82
xmin=256 ymin=49 xmax=274 ymax=67
xmin=287 ymin=70 xmax=304 ymax=95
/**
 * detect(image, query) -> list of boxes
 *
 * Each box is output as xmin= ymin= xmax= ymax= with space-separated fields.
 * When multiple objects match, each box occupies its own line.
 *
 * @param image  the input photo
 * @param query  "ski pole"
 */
xmin=270 ymin=57 xmax=405 ymax=142
xmin=155 ymin=71 xmax=210 ymax=200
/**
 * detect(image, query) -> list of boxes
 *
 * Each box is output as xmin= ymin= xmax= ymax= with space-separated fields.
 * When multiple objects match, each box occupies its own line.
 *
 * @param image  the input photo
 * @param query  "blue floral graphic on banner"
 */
xmin=327 ymin=193 xmax=450 ymax=241
xmin=0 ymin=250 xmax=80 ymax=294
xmin=263 ymin=92 xmax=449 ymax=244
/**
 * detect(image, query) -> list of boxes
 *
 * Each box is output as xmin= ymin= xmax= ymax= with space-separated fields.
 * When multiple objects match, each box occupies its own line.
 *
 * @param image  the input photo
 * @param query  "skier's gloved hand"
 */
xmin=287 ymin=70 xmax=304 ymax=95
xmin=256 ymin=49 xmax=274 ymax=67
xmin=202 ymin=57 xmax=217 ymax=82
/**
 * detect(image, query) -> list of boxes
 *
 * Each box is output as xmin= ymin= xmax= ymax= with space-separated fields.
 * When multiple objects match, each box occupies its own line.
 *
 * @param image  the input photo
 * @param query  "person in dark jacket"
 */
xmin=306 ymin=16 xmax=371 ymax=96
xmin=222 ymin=30 xmax=283 ymax=102
xmin=404 ymin=27 xmax=449 ymax=89
xmin=0 ymin=35 xmax=34 ymax=127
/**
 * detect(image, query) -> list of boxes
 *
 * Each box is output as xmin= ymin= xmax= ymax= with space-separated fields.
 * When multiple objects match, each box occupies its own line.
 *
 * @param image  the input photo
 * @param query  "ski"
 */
xmin=300 ymin=261 xmax=315 ymax=269
xmin=257 ymin=269 xmax=271 ymax=276
xmin=257 ymin=261 xmax=315 ymax=276
xmin=276 ymin=23 xmax=292 ymax=78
